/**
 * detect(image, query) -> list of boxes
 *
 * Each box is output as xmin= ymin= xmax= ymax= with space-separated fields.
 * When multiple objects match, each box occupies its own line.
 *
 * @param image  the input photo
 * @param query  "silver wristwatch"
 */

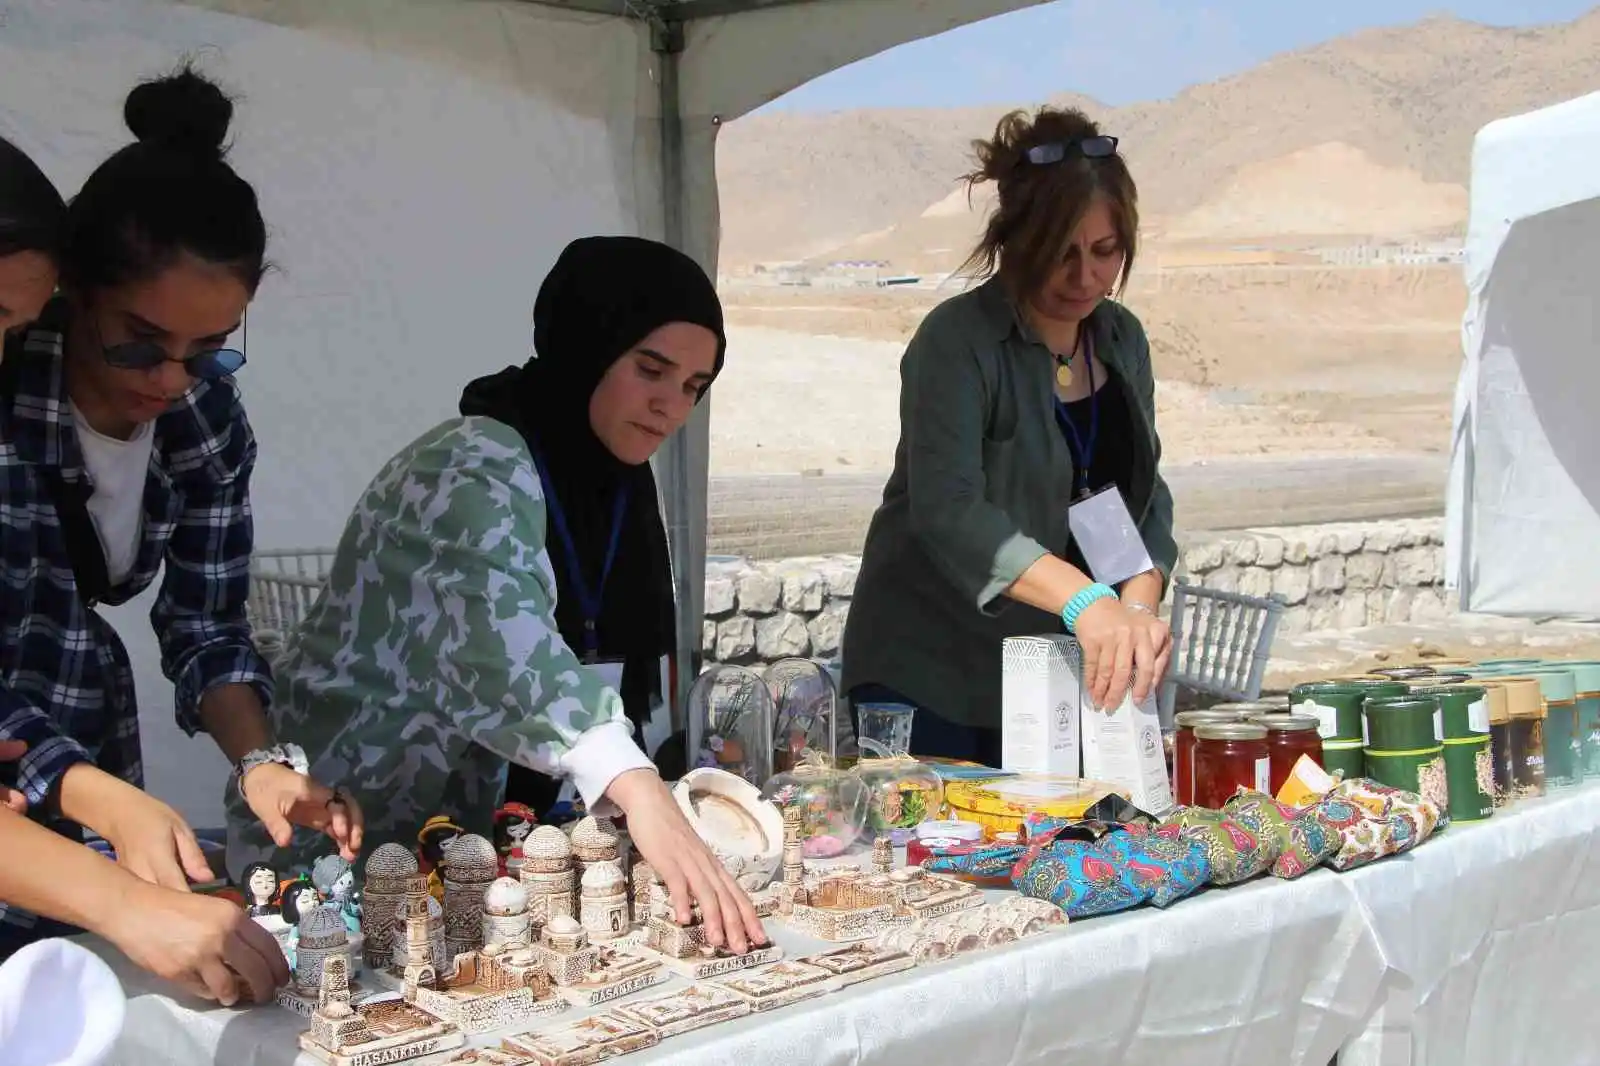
xmin=233 ymin=742 xmax=309 ymax=801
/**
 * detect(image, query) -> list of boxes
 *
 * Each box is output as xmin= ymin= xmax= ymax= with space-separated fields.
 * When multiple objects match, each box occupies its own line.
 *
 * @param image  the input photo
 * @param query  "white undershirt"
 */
xmin=70 ymin=400 xmax=155 ymax=585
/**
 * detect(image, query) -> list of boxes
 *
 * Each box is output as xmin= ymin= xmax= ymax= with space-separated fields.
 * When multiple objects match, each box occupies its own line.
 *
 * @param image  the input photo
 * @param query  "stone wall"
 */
xmin=701 ymin=516 xmax=1447 ymax=667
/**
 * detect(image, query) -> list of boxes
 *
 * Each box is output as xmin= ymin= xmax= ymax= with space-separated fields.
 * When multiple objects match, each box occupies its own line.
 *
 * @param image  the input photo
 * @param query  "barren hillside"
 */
xmin=717 ymin=10 xmax=1600 ymax=267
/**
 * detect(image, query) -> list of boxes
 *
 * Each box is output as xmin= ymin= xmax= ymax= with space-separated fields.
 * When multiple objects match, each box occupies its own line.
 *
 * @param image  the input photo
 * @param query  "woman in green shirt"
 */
xmin=841 ymin=107 xmax=1178 ymax=763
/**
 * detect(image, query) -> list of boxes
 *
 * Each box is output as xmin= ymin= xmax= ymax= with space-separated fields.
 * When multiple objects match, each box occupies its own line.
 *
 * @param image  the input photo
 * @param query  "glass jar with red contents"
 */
xmin=1262 ymin=714 xmax=1324 ymax=795
xmin=1173 ymin=710 xmax=1250 ymax=806
xmin=1192 ymin=722 xmax=1271 ymax=809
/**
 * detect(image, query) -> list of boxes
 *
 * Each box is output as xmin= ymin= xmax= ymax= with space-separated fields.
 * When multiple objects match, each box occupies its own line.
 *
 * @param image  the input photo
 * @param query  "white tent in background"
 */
xmin=1447 ymin=91 xmax=1600 ymax=617
xmin=0 ymin=0 xmax=1044 ymax=822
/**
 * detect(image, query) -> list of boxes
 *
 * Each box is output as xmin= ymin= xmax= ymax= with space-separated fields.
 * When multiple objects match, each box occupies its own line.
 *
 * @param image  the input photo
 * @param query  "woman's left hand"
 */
xmin=1125 ymin=604 xmax=1173 ymax=704
xmin=240 ymin=764 xmax=364 ymax=861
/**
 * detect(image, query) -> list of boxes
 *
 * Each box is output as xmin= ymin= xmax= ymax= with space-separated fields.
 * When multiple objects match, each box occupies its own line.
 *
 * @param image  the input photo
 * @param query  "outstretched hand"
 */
xmin=240 ymin=763 xmax=364 ymax=862
xmin=604 ymin=768 xmax=767 ymax=955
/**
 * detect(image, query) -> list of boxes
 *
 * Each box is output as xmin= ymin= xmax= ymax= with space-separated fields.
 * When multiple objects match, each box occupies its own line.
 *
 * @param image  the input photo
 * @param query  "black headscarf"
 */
xmin=460 ymin=236 xmax=726 ymax=809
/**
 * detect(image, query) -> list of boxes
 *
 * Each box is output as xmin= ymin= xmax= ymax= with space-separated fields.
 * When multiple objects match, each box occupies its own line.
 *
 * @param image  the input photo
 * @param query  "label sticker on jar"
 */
xmin=1298 ymin=699 xmax=1338 ymax=739
xmin=1434 ymin=708 xmax=1444 ymax=742
xmin=1254 ymin=756 xmax=1271 ymax=793
xmin=1468 ymin=699 xmax=1489 ymax=734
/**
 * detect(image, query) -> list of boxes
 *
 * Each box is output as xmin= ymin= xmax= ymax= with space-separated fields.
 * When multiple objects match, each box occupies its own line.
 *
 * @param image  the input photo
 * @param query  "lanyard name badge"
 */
xmin=1056 ymin=344 xmax=1155 ymax=587
xmin=531 ymin=449 xmax=629 ymax=664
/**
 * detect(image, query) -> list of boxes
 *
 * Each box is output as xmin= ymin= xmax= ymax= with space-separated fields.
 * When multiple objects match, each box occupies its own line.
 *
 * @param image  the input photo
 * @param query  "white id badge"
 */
xmin=1067 ymin=486 xmax=1155 ymax=586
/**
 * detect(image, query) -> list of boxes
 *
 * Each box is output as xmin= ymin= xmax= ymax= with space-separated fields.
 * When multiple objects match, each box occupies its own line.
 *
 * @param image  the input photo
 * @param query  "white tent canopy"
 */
xmin=1 ymin=0 xmax=1042 ymax=822
xmin=1447 ymin=90 xmax=1600 ymax=617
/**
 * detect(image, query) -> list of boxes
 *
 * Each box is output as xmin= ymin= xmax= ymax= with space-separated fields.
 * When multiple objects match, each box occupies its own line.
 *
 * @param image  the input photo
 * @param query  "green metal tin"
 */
xmin=1320 ymin=738 xmax=1364 ymax=781
xmin=1413 ymin=684 xmax=1493 ymax=821
xmin=1541 ymin=661 xmax=1600 ymax=777
xmin=1289 ymin=683 xmax=1367 ymax=742
xmin=1363 ymin=744 xmax=1448 ymax=810
xmin=1363 ymin=695 xmax=1441 ymax=751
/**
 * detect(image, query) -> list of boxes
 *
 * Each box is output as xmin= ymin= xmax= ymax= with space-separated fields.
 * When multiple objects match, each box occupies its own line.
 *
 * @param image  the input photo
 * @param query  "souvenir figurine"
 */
xmin=280 ymin=875 xmax=325 ymax=968
xmin=418 ymin=815 xmax=465 ymax=902
xmin=240 ymin=862 xmax=280 ymax=919
xmin=311 ymin=854 xmax=362 ymax=933
xmin=493 ymin=802 xmax=538 ymax=878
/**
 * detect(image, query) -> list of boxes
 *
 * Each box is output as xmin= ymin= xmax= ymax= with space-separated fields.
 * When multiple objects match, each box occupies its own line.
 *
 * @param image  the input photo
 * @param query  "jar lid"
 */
xmin=916 ymin=819 xmax=983 ymax=842
xmin=1262 ymin=714 xmax=1320 ymax=732
xmin=1194 ymin=722 xmax=1268 ymax=740
xmin=1174 ymin=709 xmax=1250 ymax=727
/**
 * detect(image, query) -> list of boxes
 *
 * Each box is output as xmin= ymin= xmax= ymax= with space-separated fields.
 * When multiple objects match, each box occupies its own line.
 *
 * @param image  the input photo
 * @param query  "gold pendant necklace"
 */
xmin=1055 ymin=353 xmax=1073 ymax=389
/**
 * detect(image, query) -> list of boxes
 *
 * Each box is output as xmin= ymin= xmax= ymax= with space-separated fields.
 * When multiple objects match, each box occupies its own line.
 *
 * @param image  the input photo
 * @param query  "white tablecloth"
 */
xmin=86 ymin=785 xmax=1599 ymax=1066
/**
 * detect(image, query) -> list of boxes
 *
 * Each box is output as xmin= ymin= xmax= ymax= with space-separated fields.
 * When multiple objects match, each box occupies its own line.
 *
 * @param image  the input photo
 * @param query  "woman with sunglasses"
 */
xmin=841 ymin=106 xmax=1177 ymax=763
xmin=0 ymin=66 xmax=359 ymax=970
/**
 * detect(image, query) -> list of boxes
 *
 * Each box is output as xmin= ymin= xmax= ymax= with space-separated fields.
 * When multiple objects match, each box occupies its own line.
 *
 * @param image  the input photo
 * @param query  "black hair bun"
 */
xmin=123 ymin=62 xmax=234 ymax=157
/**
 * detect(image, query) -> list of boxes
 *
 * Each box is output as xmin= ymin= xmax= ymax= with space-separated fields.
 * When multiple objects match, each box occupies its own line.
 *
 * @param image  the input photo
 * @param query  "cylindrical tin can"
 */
xmin=1492 ymin=676 xmax=1548 ymax=801
xmin=1413 ymin=684 xmax=1493 ymax=822
xmin=1521 ymin=668 xmax=1581 ymax=790
xmin=1363 ymin=694 xmax=1448 ymax=811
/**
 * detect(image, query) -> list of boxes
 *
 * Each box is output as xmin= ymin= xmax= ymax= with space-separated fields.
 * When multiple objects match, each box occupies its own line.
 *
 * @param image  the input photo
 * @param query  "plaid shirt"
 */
xmin=0 ymin=302 xmax=273 ymax=941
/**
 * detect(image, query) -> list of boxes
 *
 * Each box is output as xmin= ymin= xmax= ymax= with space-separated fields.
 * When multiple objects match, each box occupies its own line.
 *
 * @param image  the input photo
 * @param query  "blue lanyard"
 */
xmin=529 ymin=448 xmax=629 ymax=662
xmin=1054 ymin=347 xmax=1099 ymax=498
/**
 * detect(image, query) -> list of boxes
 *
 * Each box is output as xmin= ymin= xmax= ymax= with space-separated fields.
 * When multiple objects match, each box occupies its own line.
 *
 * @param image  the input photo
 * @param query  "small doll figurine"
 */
xmin=278 ymin=875 xmax=323 ymax=968
xmin=492 ymin=803 xmax=538 ymax=878
xmin=417 ymin=815 xmax=464 ymax=902
xmin=241 ymin=862 xmax=280 ymax=918
xmin=311 ymin=854 xmax=361 ymax=933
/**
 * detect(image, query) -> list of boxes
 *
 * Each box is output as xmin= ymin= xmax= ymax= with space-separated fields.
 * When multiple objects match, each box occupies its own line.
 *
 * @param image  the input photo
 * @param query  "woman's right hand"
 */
xmin=99 ymin=880 xmax=289 ymax=1006
xmin=57 ymin=765 xmax=216 ymax=891
xmin=1073 ymin=597 xmax=1159 ymax=709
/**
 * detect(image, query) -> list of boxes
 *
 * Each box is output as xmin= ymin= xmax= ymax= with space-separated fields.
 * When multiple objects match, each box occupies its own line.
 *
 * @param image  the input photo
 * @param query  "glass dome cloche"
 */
xmin=685 ymin=664 xmax=776 ymax=786
xmin=760 ymin=750 xmax=868 ymax=859
xmin=850 ymin=738 xmax=944 ymax=846
xmin=763 ymin=657 xmax=839 ymax=773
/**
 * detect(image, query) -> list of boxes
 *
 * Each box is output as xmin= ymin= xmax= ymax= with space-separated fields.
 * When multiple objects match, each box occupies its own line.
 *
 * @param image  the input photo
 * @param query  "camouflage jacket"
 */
xmin=225 ymin=416 xmax=651 ymax=881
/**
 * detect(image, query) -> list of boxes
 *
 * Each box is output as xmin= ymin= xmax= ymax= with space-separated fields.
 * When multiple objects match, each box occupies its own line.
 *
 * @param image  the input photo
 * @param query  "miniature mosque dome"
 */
xmin=889 ymin=868 xmax=915 ymax=883
xmin=442 ymin=833 xmax=499 ymax=881
xmin=299 ymin=904 xmax=349 ymax=951
xmin=508 ymin=947 xmax=539 ymax=967
xmin=522 ymin=826 xmax=574 ymax=872
xmin=365 ymin=843 xmax=419 ymax=879
xmin=569 ymin=816 xmax=618 ymax=859
xmin=543 ymin=914 xmax=588 ymax=950
xmin=483 ymin=940 xmax=508 ymax=958
xmin=546 ymin=915 xmax=581 ymax=935
xmin=580 ymin=859 xmax=626 ymax=892
xmin=484 ymin=876 xmax=529 ymax=917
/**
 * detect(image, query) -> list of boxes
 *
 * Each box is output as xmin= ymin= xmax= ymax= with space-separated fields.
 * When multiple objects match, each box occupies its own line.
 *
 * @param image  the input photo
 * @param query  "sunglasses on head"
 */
xmin=98 ymin=315 xmax=248 ymax=381
xmin=1025 ymin=135 xmax=1119 ymax=165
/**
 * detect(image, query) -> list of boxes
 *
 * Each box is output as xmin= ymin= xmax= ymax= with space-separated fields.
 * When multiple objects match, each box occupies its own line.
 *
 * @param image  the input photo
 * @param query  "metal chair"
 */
xmin=247 ymin=548 xmax=336 ymax=634
xmin=1157 ymin=580 xmax=1288 ymax=729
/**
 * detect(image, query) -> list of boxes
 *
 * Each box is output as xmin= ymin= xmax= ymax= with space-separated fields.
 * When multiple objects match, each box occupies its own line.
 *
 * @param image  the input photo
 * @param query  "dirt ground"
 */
xmin=710 ymin=261 xmax=1464 ymax=477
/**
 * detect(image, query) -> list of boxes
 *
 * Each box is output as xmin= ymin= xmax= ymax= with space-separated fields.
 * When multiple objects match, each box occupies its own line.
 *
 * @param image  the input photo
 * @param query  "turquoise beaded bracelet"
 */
xmin=1060 ymin=582 xmax=1117 ymax=633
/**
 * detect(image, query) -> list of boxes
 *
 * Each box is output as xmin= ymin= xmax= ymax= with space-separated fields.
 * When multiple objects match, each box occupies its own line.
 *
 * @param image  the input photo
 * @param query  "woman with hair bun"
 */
xmin=842 ymin=106 xmax=1178 ymax=763
xmin=0 ymin=64 xmax=358 ymax=996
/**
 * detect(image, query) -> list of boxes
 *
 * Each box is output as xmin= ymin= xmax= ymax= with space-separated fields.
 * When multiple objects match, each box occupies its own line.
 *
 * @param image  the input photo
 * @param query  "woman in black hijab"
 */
xmin=248 ymin=235 xmax=766 ymax=954
xmin=461 ymin=235 xmax=725 ymax=811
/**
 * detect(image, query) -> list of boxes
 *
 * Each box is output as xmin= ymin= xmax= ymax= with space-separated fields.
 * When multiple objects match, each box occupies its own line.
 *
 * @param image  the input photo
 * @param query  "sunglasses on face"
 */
xmin=97 ymin=315 xmax=248 ymax=381
xmin=1024 ymin=135 xmax=1120 ymax=165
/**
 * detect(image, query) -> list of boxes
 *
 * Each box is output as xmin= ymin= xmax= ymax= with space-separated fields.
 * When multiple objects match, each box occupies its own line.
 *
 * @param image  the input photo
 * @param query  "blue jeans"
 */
xmin=849 ymin=683 xmax=1002 ymax=766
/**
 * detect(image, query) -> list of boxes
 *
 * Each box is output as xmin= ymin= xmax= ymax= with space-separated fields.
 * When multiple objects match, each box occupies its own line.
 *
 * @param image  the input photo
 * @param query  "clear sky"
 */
xmin=765 ymin=0 xmax=1598 ymax=111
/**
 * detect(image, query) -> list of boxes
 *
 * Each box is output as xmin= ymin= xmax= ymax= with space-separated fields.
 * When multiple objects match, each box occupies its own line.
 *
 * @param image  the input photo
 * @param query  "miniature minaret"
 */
xmin=317 ymin=954 xmax=354 ymax=1019
xmin=872 ymin=835 xmax=893 ymax=876
xmin=778 ymin=801 xmax=805 ymax=914
xmin=398 ymin=873 xmax=437 ymax=998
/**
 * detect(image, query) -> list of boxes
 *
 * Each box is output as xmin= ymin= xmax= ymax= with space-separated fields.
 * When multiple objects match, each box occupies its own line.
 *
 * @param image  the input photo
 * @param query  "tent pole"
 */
xmin=652 ymin=17 xmax=699 ymax=738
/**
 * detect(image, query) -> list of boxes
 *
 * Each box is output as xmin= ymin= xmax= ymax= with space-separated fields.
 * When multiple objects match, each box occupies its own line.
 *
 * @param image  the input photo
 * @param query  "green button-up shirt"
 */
xmin=840 ymin=278 xmax=1178 ymax=727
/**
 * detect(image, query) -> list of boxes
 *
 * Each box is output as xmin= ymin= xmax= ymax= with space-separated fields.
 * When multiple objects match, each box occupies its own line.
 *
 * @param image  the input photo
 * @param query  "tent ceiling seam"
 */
xmin=512 ymin=0 xmax=833 ymax=23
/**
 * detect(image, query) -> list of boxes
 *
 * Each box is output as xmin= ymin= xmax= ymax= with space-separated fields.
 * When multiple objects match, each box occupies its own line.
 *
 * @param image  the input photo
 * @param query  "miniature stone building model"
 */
xmin=643 ymin=902 xmax=709 ymax=960
xmin=441 ymin=833 xmax=498 ymax=960
xmin=397 ymin=872 xmax=441 ymax=999
xmin=536 ymin=915 xmax=598 ymax=987
xmin=482 ymin=876 xmax=533 ymax=948
xmin=294 ymin=903 xmax=352 ymax=993
xmin=389 ymin=890 xmax=449 ymax=975
xmin=772 ymin=799 xmax=981 ymax=941
xmin=360 ymin=843 xmax=418 ymax=968
xmin=519 ymin=825 xmax=577 ymax=931
xmin=872 ymin=836 xmax=893 ymax=875
xmin=569 ymin=815 xmax=620 ymax=884
xmin=300 ymin=954 xmax=464 ymax=1066
xmin=579 ymin=859 xmax=629 ymax=941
